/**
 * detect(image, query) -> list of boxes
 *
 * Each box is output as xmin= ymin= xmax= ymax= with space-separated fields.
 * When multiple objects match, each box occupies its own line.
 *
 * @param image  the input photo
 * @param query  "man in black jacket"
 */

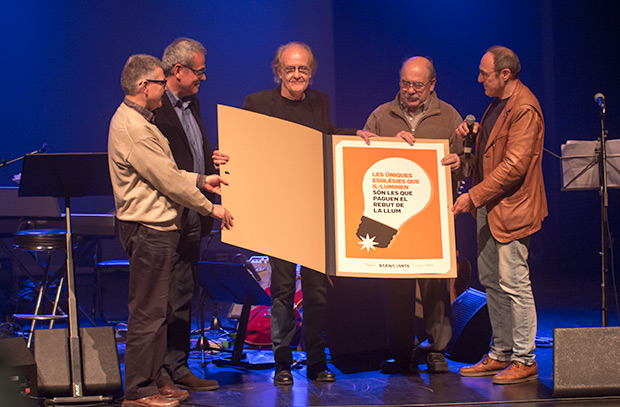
xmin=243 ymin=41 xmax=374 ymax=386
xmin=153 ymin=37 xmax=228 ymax=393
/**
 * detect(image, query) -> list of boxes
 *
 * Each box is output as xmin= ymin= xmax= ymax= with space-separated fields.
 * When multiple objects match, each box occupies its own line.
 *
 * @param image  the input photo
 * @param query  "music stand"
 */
xmin=561 ymin=139 xmax=620 ymax=326
xmin=19 ymin=152 xmax=114 ymax=404
xmin=196 ymin=261 xmax=274 ymax=369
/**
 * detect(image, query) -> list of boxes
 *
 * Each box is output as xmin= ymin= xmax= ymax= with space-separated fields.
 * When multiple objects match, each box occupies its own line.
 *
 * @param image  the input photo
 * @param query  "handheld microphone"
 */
xmin=464 ymin=114 xmax=476 ymax=158
xmin=594 ymin=93 xmax=605 ymax=110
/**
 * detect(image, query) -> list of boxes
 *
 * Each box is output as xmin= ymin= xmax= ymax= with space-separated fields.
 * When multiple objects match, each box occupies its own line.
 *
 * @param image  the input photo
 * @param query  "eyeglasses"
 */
xmin=282 ymin=65 xmax=311 ymax=76
xmin=180 ymin=64 xmax=206 ymax=78
xmin=140 ymin=79 xmax=167 ymax=88
xmin=479 ymin=69 xmax=501 ymax=80
xmin=400 ymin=79 xmax=433 ymax=91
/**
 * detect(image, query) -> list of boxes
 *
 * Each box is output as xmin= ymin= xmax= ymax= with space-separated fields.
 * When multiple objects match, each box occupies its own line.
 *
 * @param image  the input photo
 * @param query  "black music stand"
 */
xmin=561 ymin=139 xmax=620 ymax=326
xmin=19 ymin=153 xmax=115 ymax=404
xmin=196 ymin=261 xmax=274 ymax=369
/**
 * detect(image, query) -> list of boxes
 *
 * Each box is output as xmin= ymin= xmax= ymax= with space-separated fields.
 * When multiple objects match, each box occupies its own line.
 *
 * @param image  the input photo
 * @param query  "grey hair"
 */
xmin=162 ymin=37 xmax=207 ymax=76
xmin=271 ymin=41 xmax=317 ymax=84
xmin=400 ymin=56 xmax=436 ymax=80
xmin=487 ymin=45 xmax=521 ymax=79
xmin=120 ymin=54 xmax=162 ymax=96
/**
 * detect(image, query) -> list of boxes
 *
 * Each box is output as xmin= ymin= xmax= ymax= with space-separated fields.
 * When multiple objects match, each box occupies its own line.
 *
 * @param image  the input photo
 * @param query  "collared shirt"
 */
xmin=123 ymin=98 xmax=155 ymax=123
xmin=399 ymin=93 xmax=432 ymax=133
xmin=165 ymin=89 xmax=205 ymax=175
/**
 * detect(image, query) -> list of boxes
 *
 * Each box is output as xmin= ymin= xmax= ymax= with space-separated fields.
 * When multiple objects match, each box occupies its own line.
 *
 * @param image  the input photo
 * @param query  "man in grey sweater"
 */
xmin=364 ymin=56 xmax=470 ymax=374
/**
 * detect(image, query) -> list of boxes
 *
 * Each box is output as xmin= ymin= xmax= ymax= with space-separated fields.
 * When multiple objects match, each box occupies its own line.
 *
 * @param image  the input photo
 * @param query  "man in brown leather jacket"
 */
xmin=452 ymin=46 xmax=547 ymax=385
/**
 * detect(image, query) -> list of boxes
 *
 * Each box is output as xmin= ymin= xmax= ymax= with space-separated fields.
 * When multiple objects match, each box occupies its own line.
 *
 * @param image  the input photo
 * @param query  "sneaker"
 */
xmin=426 ymin=352 xmax=449 ymax=373
xmin=492 ymin=361 xmax=538 ymax=385
xmin=459 ymin=354 xmax=510 ymax=377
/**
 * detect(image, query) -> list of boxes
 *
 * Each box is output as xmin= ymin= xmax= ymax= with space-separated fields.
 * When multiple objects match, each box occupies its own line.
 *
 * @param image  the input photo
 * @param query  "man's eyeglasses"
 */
xmin=140 ymin=79 xmax=167 ymax=88
xmin=479 ymin=69 xmax=501 ymax=80
xmin=400 ymin=79 xmax=433 ymax=91
xmin=180 ymin=64 xmax=206 ymax=78
xmin=282 ymin=65 xmax=311 ymax=76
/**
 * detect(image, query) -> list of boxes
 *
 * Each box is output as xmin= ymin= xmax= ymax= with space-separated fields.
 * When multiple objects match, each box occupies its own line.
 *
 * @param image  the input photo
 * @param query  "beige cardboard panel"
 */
xmin=217 ymin=105 xmax=326 ymax=272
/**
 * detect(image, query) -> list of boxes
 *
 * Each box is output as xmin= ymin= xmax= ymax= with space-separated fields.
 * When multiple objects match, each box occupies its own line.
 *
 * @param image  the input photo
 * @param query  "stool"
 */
xmin=93 ymin=260 xmax=129 ymax=322
xmin=13 ymin=228 xmax=68 ymax=347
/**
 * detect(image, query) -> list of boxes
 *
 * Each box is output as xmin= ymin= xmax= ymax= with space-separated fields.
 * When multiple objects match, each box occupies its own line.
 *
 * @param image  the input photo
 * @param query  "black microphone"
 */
xmin=594 ymin=93 xmax=605 ymax=110
xmin=39 ymin=143 xmax=48 ymax=153
xmin=464 ymin=114 xmax=476 ymax=158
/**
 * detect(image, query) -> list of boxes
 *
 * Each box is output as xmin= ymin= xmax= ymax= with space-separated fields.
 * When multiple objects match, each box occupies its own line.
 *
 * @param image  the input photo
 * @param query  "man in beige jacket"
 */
xmin=108 ymin=54 xmax=233 ymax=407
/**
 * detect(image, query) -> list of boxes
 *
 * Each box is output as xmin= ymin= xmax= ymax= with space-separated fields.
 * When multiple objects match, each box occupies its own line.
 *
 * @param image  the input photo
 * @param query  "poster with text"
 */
xmin=332 ymin=138 xmax=456 ymax=278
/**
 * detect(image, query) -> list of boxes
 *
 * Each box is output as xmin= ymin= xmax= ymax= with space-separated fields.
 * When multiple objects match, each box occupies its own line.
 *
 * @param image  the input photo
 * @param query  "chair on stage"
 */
xmin=196 ymin=261 xmax=274 ymax=369
xmin=12 ymin=228 xmax=69 ymax=348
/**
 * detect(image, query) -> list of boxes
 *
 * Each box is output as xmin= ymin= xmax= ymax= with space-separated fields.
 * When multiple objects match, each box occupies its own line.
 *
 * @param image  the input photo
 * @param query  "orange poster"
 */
xmin=332 ymin=138 xmax=456 ymax=278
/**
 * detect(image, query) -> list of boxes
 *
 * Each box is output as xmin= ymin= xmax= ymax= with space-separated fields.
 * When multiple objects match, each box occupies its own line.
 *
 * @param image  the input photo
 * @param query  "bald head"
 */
xmin=400 ymin=57 xmax=436 ymax=82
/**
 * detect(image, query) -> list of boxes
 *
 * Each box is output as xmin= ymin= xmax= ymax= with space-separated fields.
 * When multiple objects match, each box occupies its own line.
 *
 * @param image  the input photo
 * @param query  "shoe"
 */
xmin=307 ymin=369 xmax=336 ymax=382
xmin=306 ymin=362 xmax=336 ymax=382
xmin=380 ymin=358 xmax=413 ymax=374
xmin=459 ymin=354 xmax=511 ymax=377
xmin=122 ymin=394 xmax=179 ymax=407
xmin=158 ymin=384 xmax=189 ymax=401
xmin=492 ymin=361 xmax=538 ymax=385
xmin=426 ymin=352 xmax=449 ymax=373
xmin=274 ymin=369 xmax=293 ymax=386
xmin=175 ymin=372 xmax=219 ymax=391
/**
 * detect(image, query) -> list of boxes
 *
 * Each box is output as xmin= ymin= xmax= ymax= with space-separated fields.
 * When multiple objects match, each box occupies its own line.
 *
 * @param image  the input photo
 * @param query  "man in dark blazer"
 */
xmin=153 ymin=37 xmax=228 ymax=393
xmin=243 ymin=41 xmax=374 ymax=386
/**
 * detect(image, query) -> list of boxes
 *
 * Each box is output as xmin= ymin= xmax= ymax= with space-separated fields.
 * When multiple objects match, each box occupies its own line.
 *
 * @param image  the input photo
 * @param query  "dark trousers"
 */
xmin=270 ymin=257 xmax=327 ymax=369
xmin=118 ymin=220 xmax=180 ymax=400
xmin=162 ymin=210 xmax=201 ymax=381
xmin=384 ymin=278 xmax=452 ymax=361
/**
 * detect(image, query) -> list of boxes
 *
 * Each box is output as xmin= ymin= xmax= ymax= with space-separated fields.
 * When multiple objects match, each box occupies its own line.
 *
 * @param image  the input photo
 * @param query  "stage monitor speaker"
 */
xmin=554 ymin=327 xmax=620 ymax=397
xmin=0 ymin=336 xmax=38 ymax=399
xmin=34 ymin=326 xmax=122 ymax=397
xmin=446 ymin=288 xmax=491 ymax=363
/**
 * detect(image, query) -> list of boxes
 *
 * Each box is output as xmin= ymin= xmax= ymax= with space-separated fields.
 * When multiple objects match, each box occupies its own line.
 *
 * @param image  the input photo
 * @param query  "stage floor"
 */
xmin=109 ymin=306 xmax=620 ymax=407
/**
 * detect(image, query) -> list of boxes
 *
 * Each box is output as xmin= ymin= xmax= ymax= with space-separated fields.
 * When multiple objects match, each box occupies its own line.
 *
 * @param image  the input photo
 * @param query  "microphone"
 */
xmin=594 ymin=93 xmax=605 ymax=110
xmin=39 ymin=143 xmax=48 ymax=153
xmin=464 ymin=114 xmax=476 ymax=158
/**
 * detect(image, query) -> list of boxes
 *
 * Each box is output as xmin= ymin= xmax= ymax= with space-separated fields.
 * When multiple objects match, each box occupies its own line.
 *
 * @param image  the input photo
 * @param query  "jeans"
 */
xmin=477 ymin=206 xmax=537 ymax=365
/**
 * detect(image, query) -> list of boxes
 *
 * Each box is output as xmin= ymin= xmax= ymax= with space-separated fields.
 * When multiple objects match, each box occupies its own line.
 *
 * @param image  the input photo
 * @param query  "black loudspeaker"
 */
xmin=446 ymin=288 xmax=492 ymax=363
xmin=0 ymin=337 xmax=38 ymax=399
xmin=554 ymin=327 xmax=620 ymax=397
xmin=34 ymin=326 xmax=122 ymax=397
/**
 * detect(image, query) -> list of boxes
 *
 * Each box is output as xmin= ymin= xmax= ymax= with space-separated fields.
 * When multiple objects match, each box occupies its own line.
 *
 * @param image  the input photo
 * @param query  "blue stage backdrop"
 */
xmin=1 ymin=1 xmax=619 ymax=304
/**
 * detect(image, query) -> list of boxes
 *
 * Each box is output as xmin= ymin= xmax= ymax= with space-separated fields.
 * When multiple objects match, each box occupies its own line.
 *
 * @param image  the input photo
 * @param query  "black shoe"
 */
xmin=426 ymin=352 xmax=449 ymax=373
xmin=274 ymin=369 xmax=293 ymax=386
xmin=380 ymin=358 xmax=413 ymax=374
xmin=307 ymin=368 xmax=336 ymax=382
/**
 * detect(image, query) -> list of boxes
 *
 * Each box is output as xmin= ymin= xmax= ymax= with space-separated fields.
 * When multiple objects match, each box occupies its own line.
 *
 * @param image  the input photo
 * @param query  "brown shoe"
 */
xmin=122 ymin=393 xmax=179 ymax=407
xmin=175 ymin=372 xmax=219 ymax=391
xmin=158 ymin=383 xmax=189 ymax=401
xmin=493 ymin=361 xmax=538 ymax=385
xmin=459 ymin=354 xmax=510 ymax=377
